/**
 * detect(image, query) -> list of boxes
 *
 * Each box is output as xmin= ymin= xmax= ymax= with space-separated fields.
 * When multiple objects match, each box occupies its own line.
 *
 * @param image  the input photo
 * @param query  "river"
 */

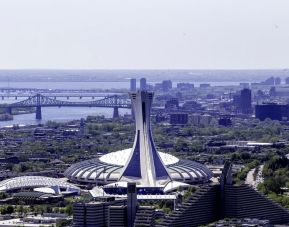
xmin=0 ymin=107 xmax=130 ymax=127
xmin=0 ymin=80 xmax=245 ymax=127
xmin=0 ymin=95 xmax=130 ymax=127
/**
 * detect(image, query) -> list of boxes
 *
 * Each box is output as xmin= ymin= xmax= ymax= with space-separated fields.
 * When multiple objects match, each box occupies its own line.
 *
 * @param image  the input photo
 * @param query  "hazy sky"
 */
xmin=0 ymin=0 xmax=289 ymax=69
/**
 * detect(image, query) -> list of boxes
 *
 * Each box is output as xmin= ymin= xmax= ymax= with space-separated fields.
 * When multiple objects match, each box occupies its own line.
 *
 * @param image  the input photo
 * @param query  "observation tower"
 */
xmin=119 ymin=91 xmax=171 ymax=187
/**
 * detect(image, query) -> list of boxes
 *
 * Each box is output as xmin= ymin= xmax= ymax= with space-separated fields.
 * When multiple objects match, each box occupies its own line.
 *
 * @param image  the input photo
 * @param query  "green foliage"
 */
xmin=65 ymin=204 xmax=73 ymax=216
xmin=183 ymin=186 xmax=196 ymax=202
xmin=1 ymin=205 xmax=14 ymax=214
xmin=234 ymin=160 xmax=260 ymax=185
xmin=257 ymin=155 xmax=289 ymax=209
xmin=0 ymin=192 xmax=8 ymax=199
xmin=56 ymin=219 xmax=72 ymax=227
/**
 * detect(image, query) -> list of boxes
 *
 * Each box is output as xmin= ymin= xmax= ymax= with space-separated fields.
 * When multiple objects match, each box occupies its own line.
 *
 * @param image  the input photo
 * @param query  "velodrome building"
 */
xmin=65 ymin=91 xmax=213 ymax=192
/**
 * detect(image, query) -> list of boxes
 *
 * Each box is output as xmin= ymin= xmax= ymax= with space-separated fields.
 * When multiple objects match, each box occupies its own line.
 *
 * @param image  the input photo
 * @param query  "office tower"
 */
xmin=162 ymin=80 xmax=172 ymax=92
xmin=119 ymin=91 xmax=171 ymax=187
xmin=140 ymin=78 xmax=147 ymax=91
xmin=240 ymin=88 xmax=252 ymax=114
xmin=255 ymin=103 xmax=288 ymax=121
xmin=130 ymin=78 xmax=137 ymax=92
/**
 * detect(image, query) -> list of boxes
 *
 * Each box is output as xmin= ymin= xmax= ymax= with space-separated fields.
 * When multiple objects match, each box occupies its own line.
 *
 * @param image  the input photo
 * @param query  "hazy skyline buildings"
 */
xmin=130 ymin=78 xmax=137 ymax=91
xmin=240 ymin=88 xmax=252 ymax=114
xmin=140 ymin=78 xmax=147 ymax=91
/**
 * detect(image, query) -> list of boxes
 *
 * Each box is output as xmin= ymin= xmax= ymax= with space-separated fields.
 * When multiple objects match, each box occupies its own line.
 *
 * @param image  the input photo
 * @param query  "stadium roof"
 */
xmin=0 ymin=176 xmax=80 ymax=193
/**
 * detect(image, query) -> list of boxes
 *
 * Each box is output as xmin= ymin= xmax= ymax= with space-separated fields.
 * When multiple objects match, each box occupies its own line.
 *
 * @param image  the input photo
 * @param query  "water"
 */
xmin=0 ymin=106 xmax=130 ymax=127
xmin=0 ymin=69 xmax=287 ymax=126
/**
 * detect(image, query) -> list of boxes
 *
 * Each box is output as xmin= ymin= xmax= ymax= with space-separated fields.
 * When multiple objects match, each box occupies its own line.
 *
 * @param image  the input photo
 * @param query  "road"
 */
xmin=245 ymin=165 xmax=264 ymax=190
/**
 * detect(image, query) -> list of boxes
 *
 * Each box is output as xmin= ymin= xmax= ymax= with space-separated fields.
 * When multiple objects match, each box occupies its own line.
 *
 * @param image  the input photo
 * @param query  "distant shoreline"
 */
xmin=0 ymin=69 xmax=288 ymax=83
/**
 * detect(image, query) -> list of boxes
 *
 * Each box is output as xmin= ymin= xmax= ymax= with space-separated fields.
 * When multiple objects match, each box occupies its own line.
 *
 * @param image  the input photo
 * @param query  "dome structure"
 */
xmin=64 ymin=148 xmax=213 ymax=185
xmin=0 ymin=176 xmax=80 ymax=193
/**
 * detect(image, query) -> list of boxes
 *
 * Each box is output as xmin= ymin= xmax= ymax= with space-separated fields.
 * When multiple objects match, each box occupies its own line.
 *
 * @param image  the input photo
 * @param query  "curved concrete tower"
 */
xmin=119 ymin=91 xmax=171 ymax=187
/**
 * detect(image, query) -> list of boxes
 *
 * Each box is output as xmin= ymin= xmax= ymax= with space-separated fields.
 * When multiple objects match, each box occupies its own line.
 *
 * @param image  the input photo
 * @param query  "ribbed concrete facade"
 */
xmin=157 ymin=184 xmax=289 ymax=226
xmin=157 ymin=185 xmax=220 ymax=227
xmin=134 ymin=206 xmax=156 ymax=227
xmin=73 ymin=199 xmax=126 ymax=227
xmin=225 ymin=185 xmax=289 ymax=224
xmin=108 ymin=205 xmax=127 ymax=227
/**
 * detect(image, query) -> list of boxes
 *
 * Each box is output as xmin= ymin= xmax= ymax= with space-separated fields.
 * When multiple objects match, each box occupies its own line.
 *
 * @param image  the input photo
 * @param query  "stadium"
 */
xmin=64 ymin=91 xmax=213 ymax=192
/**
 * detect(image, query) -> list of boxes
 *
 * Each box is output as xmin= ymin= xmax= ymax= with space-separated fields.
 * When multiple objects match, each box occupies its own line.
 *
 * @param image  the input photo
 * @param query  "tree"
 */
xmin=65 ymin=204 xmax=73 ymax=216
xmin=6 ymin=205 xmax=14 ymax=214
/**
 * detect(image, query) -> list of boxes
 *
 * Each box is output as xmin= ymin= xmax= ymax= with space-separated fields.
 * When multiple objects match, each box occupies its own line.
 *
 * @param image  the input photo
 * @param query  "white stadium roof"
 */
xmin=0 ymin=176 xmax=80 ymax=193
xmin=99 ymin=148 xmax=179 ymax=166
xmin=65 ymin=148 xmax=213 ymax=185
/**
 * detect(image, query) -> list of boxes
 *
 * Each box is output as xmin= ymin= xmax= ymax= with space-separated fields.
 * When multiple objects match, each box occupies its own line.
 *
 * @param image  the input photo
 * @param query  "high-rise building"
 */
xmin=130 ymin=78 xmax=137 ymax=92
xmin=240 ymin=88 xmax=252 ymax=114
xmin=162 ymin=80 xmax=172 ymax=92
xmin=119 ymin=91 xmax=171 ymax=187
xmin=169 ymin=113 xmax=188 ymax=125
xmin=140 ymin=78 xmax=147 ymax=91
xmin=255 ymin=103 xmax=288 ymax=121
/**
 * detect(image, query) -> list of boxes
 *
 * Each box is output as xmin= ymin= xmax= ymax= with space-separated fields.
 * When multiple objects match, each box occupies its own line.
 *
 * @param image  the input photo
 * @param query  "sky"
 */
xmin=0 ymin=0 xmax=289 ymax=69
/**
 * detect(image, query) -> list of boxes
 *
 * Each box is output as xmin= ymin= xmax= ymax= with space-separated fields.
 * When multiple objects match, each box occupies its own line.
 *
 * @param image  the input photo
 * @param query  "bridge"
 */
xmin=0 ymin=94 xmax=131 ymax=120
xmin=0 ymin=94 xmax=119 ymax=100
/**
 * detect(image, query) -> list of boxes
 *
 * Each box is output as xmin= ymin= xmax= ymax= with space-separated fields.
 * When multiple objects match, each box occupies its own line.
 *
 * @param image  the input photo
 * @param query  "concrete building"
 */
xmin=240 ymin=88 xmax=252 ymax=114
xmin=218 ymin=117 xmax=232 ymax=127
xmin=130 ymin=79 xmax=137 ymax=92
xmin=157 ymin=163 xmax=289 ymax=227
xmin=162 ymin=80 xmax=172 ymax=92
xmin=176 ymin=83 xmax=194 ymax=90
xmin=192 ymin=114 xmax=213 ymax=126
xmin=73 ymin=198 xmax=127 ymax=227
xmin=165 ymin=98 xmax=179 ymax=110
xmin=120 ymin=91 xmax=171 ymax=187
xmin=73 ymin=184 xmax=156 ymax=227
xmin=169 ymin=113 xmax=188 ymax=125
xmin=255 ymin=103 xmax=288 ymax=121
xmin=140 ymin=78 xmax=147 ymax=91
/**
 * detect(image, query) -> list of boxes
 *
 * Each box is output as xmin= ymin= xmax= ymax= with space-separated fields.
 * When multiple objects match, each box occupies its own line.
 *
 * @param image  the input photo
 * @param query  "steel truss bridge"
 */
xmin=0 ymin=94 xmax=131 ymax=120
